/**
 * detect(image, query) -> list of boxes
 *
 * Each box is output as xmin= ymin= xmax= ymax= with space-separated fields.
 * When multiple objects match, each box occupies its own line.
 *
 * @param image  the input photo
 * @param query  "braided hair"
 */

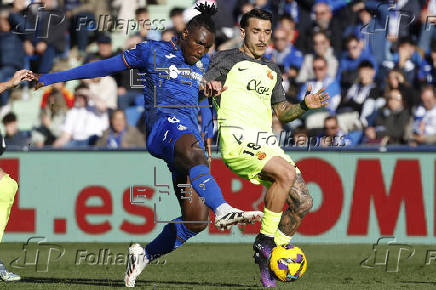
xmin=186 ymin=2 xmax=218 ymax=34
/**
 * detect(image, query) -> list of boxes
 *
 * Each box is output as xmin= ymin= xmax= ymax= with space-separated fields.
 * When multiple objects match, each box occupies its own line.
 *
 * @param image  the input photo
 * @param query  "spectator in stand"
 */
xmin=66 ymin=0 xmax=110 ymax=56
xmin=112 ymin=0 xmax=139 ymax=34
xmin=24 ymin=0 xmax=68 ymax=74
xmin=336 ymin=35 xmax=377 ymax=91
xmin=114 ymin=36 xmax=143 ymax=109
xmin=2 ymin=112 xmax=29 ymax=147
xmin=135 ymin=7 xmax=161 ymax=41
xmin=364 ymin=0 xmax=420 ymax=66
xmin=277 ymin=14 xmax=298 ymax=45
xmin=361 ymin=68 xmax=418 ymax=129
xmin=265 ymin=27 xmax=303 ymax=72
xmin=419 ymin=39 xmax=436 ymax=85
xmin=379 ymin=38 xmax=423 ymax=87
xmin=161 ymin=28 xmax=176 ymax=42
xmin=0 ymin=9 xmax=25 ymax=106
xmin=412 ymin=85 xmax=436 ymax=145
xmin=343 ymin=6 xmax=372 ymax=51
xmin=298 ymin=1 xmax=344 ymax=56
xmin=338 ymin=60 xmax=377 ymax=117
xmin=96 ymin=109 xmax=145 ymax=148
xmin=169 ymin=7 xmax=186 ymax=36
xmin=135 ymin=7 xmax=151 ymax=41
xmin=84 ymin=34 xmax=114 ymax=64
xmin=32 ymin=89 xmax=68 ymax=147
xmin=41 ymin=81 xmax=74 ymax=109
xmin=364 ymin=89 xmax=410 ymax=145
xmin=320 ymin=115 xmax=353 ymax=146
xmin=235 ymin=1 xmax=254 ymax=26
xmin=53 ymin=84 xmax=108 ymax=147
xmin=292 ymin=127 xmax=309 ymax=147
xmin=298 ymin=56 xmax=341 ymax=114
xmin=274 ymin=0 xmax=312 ymax=36
xmin=418 ymin=0 xmax=436 ymax=55
xmin=384 ymin=68 xmax=419 ymax=112
xmin=297 ymin=31 xmax=338 ymax=83
xmin=83 ymin=57 xmax=118 ymax=111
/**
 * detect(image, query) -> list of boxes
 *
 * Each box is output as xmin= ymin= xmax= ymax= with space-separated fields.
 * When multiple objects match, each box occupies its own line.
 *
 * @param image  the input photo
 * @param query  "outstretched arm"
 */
xmin=273 ymin=85 xmax=329 ymax=123
xmin=0 ymin=70 xmax=33 ymax=94
xmin=34 ymin=54 xmax=128 ymax=89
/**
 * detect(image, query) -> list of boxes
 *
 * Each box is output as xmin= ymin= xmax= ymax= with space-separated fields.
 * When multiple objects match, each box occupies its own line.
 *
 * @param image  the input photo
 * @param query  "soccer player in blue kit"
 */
xmin=33 ymin=3 xmax=262 ymax=287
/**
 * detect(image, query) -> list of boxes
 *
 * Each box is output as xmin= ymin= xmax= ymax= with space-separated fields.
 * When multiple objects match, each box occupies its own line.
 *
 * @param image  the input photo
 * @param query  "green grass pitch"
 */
xmin=1 ymin=243 xmax=436 ymax=289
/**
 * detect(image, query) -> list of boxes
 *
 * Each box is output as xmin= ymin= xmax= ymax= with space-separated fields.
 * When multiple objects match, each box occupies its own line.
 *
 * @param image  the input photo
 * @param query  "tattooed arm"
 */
xmin=272 ymin=84 xmax=330 ymax=123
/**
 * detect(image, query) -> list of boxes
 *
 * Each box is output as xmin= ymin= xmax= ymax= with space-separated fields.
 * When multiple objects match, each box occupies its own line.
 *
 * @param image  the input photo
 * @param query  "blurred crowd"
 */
xmin=0 ymin=0 xmax=435 ymax=149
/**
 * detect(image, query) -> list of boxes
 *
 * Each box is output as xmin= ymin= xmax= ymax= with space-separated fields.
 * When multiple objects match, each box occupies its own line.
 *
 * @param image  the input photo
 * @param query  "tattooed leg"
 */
xmin=278 ymin=174 xmax=313 ymax=236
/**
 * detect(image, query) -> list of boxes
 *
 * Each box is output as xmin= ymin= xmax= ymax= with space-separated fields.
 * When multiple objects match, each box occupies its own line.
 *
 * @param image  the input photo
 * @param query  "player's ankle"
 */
xmin=274 ymin=229 xmax=292 ymax=246
xmin=215 ymin=202 xmax=233 ymax=217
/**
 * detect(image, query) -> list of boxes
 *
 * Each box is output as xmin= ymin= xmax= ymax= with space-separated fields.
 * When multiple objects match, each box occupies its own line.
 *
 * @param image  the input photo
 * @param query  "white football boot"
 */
xmin=215 ymin=208 xmax=263 ymax=230
xmin=0 ymin=270 xmax=21 ymax=282
xmin=124 ymin=243 xmax=149 ymax=287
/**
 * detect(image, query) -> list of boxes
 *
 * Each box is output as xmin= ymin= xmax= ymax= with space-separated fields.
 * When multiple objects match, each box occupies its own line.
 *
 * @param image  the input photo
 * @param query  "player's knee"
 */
xmin=175 ymin=145 xmax=207 ymax=172
xmin=185 ymin=221 xmax=208 ymax=233
xmin=277 ymin=164 xmax=296 ymax=189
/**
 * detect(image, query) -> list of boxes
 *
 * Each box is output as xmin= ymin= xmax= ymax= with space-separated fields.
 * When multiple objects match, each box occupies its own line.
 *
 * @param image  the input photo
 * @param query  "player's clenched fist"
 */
xmin=203 ymin=80 xmax=227 ymax=97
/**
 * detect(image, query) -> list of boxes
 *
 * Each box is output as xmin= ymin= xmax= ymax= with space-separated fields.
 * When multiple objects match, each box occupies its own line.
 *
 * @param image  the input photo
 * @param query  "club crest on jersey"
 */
xmin=177 ymin=124 xmax=187 ymax=131
xmin=256 ymin=151 xmax=267 ymax=160
xmin=267 ymin=70 xmax=273 ymax=80
xmin=196 ymin=61 xmax=203 ymax=69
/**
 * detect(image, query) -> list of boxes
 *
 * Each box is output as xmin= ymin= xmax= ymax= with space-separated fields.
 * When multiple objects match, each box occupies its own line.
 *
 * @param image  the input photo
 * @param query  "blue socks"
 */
xmin=145 ymin=217 xmax=197 ymax=261
xmin=189 ymin=164 xmax=226 ymax=212
xmin=144 ymin=166 xmax=228 ymax=261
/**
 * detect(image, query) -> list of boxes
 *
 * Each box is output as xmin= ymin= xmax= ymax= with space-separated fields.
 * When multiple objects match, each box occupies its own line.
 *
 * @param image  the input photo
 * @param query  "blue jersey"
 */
xmin=122 ymin=38 xmax=210 ymax=136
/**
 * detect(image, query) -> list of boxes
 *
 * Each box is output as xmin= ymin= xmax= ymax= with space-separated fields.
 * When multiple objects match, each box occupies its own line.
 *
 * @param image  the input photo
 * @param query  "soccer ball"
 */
xmin=269 ymin=244 xmax=307 ymax=282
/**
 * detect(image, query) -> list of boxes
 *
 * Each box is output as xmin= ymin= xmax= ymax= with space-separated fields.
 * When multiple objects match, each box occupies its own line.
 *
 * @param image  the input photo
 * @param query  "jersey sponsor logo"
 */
xmin=166 ymin=65 xmax=203 ymax=83
xmin=247 ymin=79 xmax=271 ymax=96
xmin=167 ymin=116 xmax=180 ymax=123
xmin=168 ymin=65 xmax=180 ymax=79
xmin=165 ymin=53 xmax=176 ymax=59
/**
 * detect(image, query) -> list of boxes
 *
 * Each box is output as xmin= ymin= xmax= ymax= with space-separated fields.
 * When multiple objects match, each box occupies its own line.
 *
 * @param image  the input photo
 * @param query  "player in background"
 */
xmin=203 ymin=9 xmax=329 ymax=287
xmin=0 ymin=70 xmax=33 ymax=282
xmin=32 ymin=4 xmax=263 ymax=287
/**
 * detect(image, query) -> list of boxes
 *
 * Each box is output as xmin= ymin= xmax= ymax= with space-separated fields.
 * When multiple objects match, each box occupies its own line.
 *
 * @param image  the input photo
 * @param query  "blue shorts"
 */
xmin=147 ymin=114 xmax=207 ymax=176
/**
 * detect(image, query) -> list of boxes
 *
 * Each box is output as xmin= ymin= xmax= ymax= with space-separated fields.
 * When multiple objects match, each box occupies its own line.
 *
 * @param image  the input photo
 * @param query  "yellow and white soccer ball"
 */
xmin=269 ymin=244 xmax=307 ymax=282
